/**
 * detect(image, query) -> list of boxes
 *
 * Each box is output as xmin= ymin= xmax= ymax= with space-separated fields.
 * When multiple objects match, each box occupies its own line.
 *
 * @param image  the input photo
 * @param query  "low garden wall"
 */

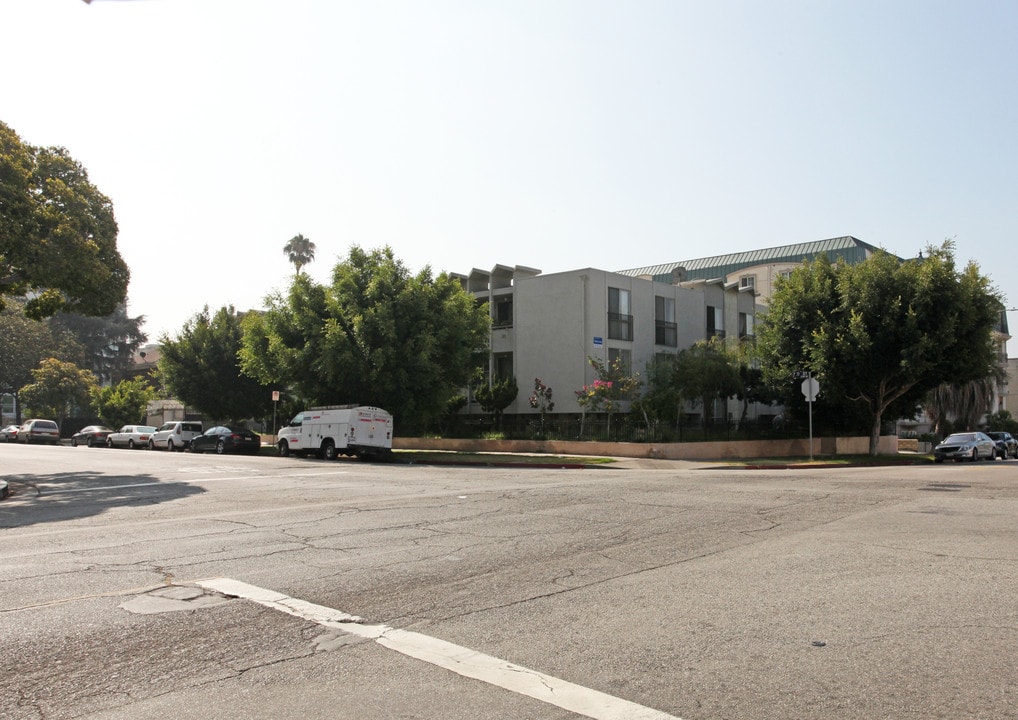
xmin=393 ymin=435 xmax=899 ymax=460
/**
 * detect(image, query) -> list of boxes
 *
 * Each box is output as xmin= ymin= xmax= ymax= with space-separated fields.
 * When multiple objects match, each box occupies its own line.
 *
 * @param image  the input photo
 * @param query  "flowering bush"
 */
xmin=528 ymin=378 xmax=555 ymax=414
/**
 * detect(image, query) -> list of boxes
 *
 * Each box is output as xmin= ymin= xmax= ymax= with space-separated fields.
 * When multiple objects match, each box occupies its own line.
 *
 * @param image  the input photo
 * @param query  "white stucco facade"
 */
xmin=458 ymin=265 xmax=759 ymax=419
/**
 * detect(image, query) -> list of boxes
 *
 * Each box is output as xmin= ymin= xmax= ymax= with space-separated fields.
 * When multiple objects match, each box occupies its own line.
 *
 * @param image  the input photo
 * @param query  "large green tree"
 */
xmin=1 ymin=121 xmax=129 ymax=319
xmin=159 ymin=305 xmax=272 ymax=423
xmin=240 ymin=246 xmax=490 ymax=434
xmin=757 ymin=241 xmax=1001 ymax=454
xmin=19 ymin=358 xmax=98 ymax=425
xmin=49 ymin=304 xmax=146 ymax=384
xmin=673 ymin=338 xmax=742 ymax=427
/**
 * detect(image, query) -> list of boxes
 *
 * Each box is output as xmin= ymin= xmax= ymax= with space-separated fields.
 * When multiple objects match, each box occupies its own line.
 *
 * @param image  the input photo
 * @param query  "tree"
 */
xmin=1 ymin=121 xmax=129 ymax=319
xmin=49 ymin=304 xmax=146 ymax=384
xmin=18 ymin=358 xmax=98 ymax=425
xmin=923 ymin=377 xmax=1000 ymax=437
xmin=283 ymin=233 xmax=316 ymax=275
xmin=574 ymin=356 xmax=640 ymax=438
xmin=757 ymin=241 xmax=1001 ymax=454
xmin=91 ymin=377 xmax=157 ymax=430
xmin=241 ymin=246 xmax=490 ymax=434
xmin=527 ymin=378 xmax=555 ymax=435
xmin=474 ymin=375 xmax=518 ymax=428
xmin=159 ymin=306 xmax=272 ymax=422
xmin=673 ymin=338 xmax=742 ymax=428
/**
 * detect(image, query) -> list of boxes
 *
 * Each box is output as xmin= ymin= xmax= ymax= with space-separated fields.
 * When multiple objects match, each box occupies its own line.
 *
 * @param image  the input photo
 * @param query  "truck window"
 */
xmin=289 ymin=414 xmax=303 ymax=428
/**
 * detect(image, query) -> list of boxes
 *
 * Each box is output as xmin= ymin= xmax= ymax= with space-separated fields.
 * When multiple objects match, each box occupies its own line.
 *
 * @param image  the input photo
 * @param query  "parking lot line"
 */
xmin=196 ymin=577 xmax=682 ymax=720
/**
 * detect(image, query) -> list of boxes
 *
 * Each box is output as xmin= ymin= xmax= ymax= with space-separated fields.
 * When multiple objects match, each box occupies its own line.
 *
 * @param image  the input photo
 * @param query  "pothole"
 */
xmin=120 ymin=585 xmax=233 ymax=615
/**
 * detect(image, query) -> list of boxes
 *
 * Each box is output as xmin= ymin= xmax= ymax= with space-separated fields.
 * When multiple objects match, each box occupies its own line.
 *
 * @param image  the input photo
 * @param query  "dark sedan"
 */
xmin=71 ymin=425 xmax=114 ymax=448
xmin=985 ymin=431 xmax=1018 ymax=460
xmin=190 ymin=426 xmax=261 ymax=455
xmin=933 ymin=432 xmax=996 ymax=463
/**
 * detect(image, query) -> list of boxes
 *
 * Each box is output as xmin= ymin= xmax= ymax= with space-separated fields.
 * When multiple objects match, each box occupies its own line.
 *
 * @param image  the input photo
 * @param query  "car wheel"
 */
xmin=1001 ymin=448 xmax=1009 ymax=460
xmin=167 ymin=439 xmax=175 ymax=452
xmin=277 ymin=440 xmax=290 ymax=457
xmin=216 ymin=440 xmax=226 ymax=454
xmin=71 ymin=438 xmax=78 ymax=447
xmin=970 ymin=447 xmax=978 ymax=462
xmin=148 ymin=439 xmax=156 ymax=450
xmin=107 ymin=438 xmax=114 ymax=448
xmin=87 ymin=437 xmax=94 ymax=448
xmin=322 ymin=440 xmax=337 ymax=460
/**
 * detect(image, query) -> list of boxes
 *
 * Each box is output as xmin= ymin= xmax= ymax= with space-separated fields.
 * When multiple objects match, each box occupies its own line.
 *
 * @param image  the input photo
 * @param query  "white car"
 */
xmin=148 ymin=421 xmax=203 ymax=451
xmin=107 ymin=425 xmax=157 ymax=449
xmin=18 ymin=419 xmax=61 ymax=445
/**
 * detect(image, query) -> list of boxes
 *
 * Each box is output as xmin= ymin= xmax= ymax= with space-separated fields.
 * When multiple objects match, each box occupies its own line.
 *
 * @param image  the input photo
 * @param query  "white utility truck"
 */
xmin=276 ymin=405 xmax=393 ymax=460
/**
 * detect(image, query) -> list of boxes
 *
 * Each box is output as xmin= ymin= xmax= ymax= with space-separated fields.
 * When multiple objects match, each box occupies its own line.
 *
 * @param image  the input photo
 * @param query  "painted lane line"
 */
xmin=196 ymin=578 xmax=682 ymax=720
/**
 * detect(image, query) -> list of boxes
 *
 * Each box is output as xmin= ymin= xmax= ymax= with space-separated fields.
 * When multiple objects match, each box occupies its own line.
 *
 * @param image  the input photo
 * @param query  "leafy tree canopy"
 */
xmin=49 ymin=304 xmax=146 ymax=384
xmin=757 ymin=241 xmax=1001 ymax=454
xmin=1 ymin=121 xmax=129 ymax=319
xmin=474 ymin=375 xmax=518 ymax=420
xmin=160 ymin=305 xmax=273 ymax=423
xmin=240 ymin=246 xmax=490 ymax=434
xmin=19 ymin=358 xmax=98 ymax=423
xmin=91 ymin=377 xmax=157 ymax=429
xmin=673 ymin=338 xmax=742 ymax=426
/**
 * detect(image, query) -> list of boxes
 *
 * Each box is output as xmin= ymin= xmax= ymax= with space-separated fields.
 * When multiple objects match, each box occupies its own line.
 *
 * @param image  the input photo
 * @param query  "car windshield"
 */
xmin=945 ymin=433 xmax=978 ymax=443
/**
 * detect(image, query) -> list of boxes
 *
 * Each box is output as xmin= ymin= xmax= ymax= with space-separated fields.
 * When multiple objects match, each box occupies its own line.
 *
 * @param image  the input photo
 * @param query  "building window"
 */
xmin=739 ymin=312 xmax=755 ymax=339
xmin=494 ymin=352 xmax=513 ymax=380
xmin=655 ymin=296 xmax=677 ymax=347
xmin=608 ymin=287 xmax=633 ymax=341
xmin=779 ymin=270 xmax=793 ymax=281
xmin=608 ymin=347 xmax=632 ymax=375
xmin=706 ymin=305 xmax=725 ymax=339
xmin=740 ymin=275 xmax=755 ymax=289
xmin=493 ymin=297 xmax=513 ymax=328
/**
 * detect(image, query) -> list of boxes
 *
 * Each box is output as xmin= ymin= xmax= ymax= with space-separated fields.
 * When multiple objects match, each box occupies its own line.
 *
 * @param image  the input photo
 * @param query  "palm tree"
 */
xmin=283 ymin=234 xmax=316 ymax=275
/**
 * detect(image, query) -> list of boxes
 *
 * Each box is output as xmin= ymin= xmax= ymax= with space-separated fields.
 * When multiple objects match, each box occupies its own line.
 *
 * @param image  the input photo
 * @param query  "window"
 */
xmin=608 ymin=287 xmax=633 ymax=341
xmin=740 ymin=275 xmax=756 ymax=289
xmin=706 ymin=305 xmax=725 ymax=338
xmin=608 ymin=347 xmax=632 ymax=375
xmin=779 ymin=270 xmax=793 ymax=281
xmin=655 ymin=296 xmax=677 ymax=347
xmin=494 ymin=352 xmax=513 ymax=380
xmin=739 ymin=312 xmax=755 ymax=339
xmin=493 ymin=297 xmax=513 ymax=328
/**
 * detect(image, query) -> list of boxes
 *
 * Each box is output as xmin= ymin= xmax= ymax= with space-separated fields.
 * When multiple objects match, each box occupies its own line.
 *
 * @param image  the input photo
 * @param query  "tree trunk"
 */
xmin=869 ymin=410 xmax=883 ymax=456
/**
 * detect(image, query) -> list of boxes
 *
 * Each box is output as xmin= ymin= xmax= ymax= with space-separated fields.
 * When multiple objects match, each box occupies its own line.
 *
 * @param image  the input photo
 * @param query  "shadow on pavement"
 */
xmin=0 ymin=471 xmax=205 ymax=528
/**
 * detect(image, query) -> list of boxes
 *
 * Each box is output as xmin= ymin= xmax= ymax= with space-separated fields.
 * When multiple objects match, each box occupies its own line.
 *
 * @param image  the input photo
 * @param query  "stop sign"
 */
xmin=801 ymin=377 xmax=820 ymax=402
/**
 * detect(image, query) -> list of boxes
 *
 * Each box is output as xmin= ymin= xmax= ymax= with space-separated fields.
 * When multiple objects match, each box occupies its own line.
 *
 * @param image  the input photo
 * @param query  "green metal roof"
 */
xmin=616 ymin=236 xmax=890 ymax=284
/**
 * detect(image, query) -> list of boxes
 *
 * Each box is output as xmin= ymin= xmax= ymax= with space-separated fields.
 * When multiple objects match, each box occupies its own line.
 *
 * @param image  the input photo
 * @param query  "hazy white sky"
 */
xmin=5 ymin=0 xmax=1018 ymax=340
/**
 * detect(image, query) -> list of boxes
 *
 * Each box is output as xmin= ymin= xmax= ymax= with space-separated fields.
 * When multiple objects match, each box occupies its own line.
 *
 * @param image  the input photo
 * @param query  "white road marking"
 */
xmin=196 ymin=577 xmax=682 ymax=720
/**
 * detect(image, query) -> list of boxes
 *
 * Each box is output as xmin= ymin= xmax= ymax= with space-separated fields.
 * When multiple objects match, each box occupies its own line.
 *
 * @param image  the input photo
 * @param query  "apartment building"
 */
xmin=455 ymin=264 xmax=758 ymax=419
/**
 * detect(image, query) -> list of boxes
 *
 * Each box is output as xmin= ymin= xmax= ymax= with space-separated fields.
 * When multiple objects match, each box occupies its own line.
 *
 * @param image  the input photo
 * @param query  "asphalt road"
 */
xmin=1 ymin=443 xmax=1015 ymax=720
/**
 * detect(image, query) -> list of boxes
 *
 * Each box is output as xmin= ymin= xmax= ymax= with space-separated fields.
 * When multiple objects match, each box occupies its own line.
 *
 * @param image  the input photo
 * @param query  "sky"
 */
xmin=4 ymin=0 xmax=1018 ymax=341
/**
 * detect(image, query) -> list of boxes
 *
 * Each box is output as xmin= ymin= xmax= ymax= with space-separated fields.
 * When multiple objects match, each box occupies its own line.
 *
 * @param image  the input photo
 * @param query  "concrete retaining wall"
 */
xmin=393 ymin=435 xmax=899 ymax=460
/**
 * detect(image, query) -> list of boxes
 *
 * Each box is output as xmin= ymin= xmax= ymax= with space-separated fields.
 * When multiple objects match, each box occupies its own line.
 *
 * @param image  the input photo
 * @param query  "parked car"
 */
xmin=107 ymin=425 xmax=157 ymax=449
xmin=190 ymin=426 xmax=261 ymax=455
xmin=984 ymin=431 xmax=1018 ymax=460
xmin=1 ymin=425 xmax=19 ymax=443
xmin=71 ymin=425 xmax=114 ymax=448
xmin=148 ymin=421 xmax=203 ymax=451
xmin=933 ymin=432 xmax=997 ymax=463
xmin=18 ymin=419 xmax=61 ymax=445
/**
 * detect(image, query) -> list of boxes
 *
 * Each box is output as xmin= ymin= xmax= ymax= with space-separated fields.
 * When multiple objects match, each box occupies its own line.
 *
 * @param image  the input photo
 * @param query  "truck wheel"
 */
xmin=277 ymin=440 xmax=290 ymax=457
xmin=322 ymin=440 xmax=337 ymax=460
